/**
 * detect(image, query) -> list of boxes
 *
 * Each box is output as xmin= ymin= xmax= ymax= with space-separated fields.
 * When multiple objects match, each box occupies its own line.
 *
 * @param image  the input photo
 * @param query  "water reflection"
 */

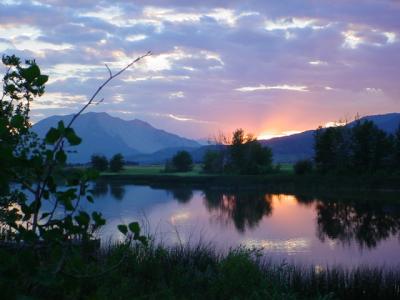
xmin=92 ymin=180 xmax=109 ymax=197
xmin=167 ymin=187 xmax=193 ymax=204
xmin=92 ymin=180 xmax=400 ymax=252
xmin=314 ymin=198 xmax=400 ymax=249
xmin=110 ymin=182 xmax=125 ymax=201
xmin=202 ymin=189 xmax=272 ymax=233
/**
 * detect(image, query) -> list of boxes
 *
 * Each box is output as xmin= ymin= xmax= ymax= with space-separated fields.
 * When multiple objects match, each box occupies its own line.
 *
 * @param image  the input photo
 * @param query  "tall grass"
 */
xmin=75 ymin=242 xmax=400 ymax=299
xmin=2 ymin=240 xmax=399 ymax=299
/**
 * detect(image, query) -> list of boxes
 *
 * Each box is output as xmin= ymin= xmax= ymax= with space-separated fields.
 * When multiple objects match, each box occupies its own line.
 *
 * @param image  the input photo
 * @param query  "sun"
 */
xmin=257 ymin=130 xmax=301 ymax=140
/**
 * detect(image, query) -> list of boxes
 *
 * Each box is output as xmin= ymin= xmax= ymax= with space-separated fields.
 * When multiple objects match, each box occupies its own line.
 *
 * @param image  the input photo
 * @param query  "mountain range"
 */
xmin=32 ymin=112 xmax=400 ymax=164
xmin=32 ymin=112 xmax=200 ymax=163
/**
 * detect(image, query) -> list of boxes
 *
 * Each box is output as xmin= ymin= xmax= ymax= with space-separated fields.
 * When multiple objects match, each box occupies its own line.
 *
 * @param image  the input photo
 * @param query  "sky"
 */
xmin=0 ymin=0 xmax=399 ymax=140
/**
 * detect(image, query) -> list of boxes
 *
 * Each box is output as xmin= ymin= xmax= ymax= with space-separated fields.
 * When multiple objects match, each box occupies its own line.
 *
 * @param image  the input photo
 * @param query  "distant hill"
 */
xmin=33 ymin=112 xmax=200 ymax=163
xmin=126 ymin=145 xmax=220 ymax=164
xmin=260 ymin=112 xmax=400 ymax=163
xmin=33 ymin=112 xmax=400 ymax=164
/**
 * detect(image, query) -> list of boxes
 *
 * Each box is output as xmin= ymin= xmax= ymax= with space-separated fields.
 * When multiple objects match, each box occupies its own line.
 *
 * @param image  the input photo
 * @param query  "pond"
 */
xmin=85 ymin=180 xmax=400 ymax=268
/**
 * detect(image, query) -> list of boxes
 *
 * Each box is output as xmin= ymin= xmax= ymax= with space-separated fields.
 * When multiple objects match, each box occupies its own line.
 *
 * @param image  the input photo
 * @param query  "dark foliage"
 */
xmin=314 ymin=120 xmax=400 ymax=174
xmin=203 ymin=129 xmax=273 ymax=175
xmin=109 ymin=153 xmax=124 ymax=172
xmin=0 ymin=55 xmax=148 ymax=299
xmin=203 ymin=149 xmax=225 ymax=173
xmin=166 ymin=150 xmax=193 ymax=172
xmin=294 ymin=159 xmax=313 ymax=175
xmin=91 ymin=154 xmax=108 ymax=171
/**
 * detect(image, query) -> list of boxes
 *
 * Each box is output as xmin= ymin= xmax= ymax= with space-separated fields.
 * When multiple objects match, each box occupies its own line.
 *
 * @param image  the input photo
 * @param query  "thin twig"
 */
xmin=32 ymin=51 xmax=152 ymax=232
xmin=105 ymin=64 xmax=112 ymax=77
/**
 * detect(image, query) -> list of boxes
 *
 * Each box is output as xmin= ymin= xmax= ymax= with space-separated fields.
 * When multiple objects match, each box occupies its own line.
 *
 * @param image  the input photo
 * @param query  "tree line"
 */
xmin=91 ymin=153 xmax=125 ymax=172
xmin=166 ymin=129 xmax=274 ymax=175
xmin=313 ymin=119 xmax=400 ymax=174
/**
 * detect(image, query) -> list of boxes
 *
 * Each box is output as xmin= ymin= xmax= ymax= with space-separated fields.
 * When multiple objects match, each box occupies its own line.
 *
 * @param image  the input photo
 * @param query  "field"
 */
xmin=102 ymin=163 xmax=294 ymax=176
xmin=102 ymin=164 xmax=207 ymax=176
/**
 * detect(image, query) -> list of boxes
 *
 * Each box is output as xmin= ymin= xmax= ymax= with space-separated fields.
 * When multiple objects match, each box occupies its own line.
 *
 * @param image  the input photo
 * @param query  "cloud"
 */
xmin=235 ymin=84 xmax=309 ymax=92
xmin=0 ymin=0 xmax=399 ymax=139
xmin=169 ymin=91 xmax=185 ymax=99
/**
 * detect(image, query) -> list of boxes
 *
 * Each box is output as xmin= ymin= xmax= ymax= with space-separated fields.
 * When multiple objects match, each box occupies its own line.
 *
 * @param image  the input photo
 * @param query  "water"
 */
xmin=87 ymin=180 xmax=400 ymax=267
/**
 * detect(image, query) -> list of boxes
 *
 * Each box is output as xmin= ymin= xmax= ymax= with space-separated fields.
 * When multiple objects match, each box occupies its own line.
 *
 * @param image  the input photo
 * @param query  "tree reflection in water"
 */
xmin=167 ymin=187 xmax=193 ymax=204
xmin=201 ymin=188 xmax=400 ymax=248
xmin=110 ymin=182 xmax=125 ymax=201
xmin=311 ymin=198 xmax=400 ymax=249
xmin=94 ymin=181 xmax=400 ymax=250
xmin=92 ymin=179 xmax=109 ymax=197
xmin=202 ymin=189 xmax=273 ymax=233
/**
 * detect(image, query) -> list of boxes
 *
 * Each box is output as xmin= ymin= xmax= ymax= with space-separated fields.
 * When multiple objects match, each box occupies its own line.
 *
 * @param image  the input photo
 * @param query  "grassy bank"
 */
xmin=100 ymin=165 xmax=400 ymax=191
xmin=3 ymin=242 xmax=399 ymax=300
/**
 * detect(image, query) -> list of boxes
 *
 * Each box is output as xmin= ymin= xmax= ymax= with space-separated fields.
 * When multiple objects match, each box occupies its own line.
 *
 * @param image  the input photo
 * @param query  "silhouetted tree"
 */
xmin=167 ymin=150 xmax=193 ymax=172
xmin=91 ymin=154 xmax=108 ymax=171
xmin=314 ymin=119 xmax=396 ymax=174
xmin=294 ymin=159 xmax=313 ymax=175
xmin=395 ymin=124 xmax=400 ymax=170
xmin=314 ymin=125 xmax=351 ymax=173
xmin=228 ymin=129 xmax=273 ymax=174
xmin=350 ymin=120 xmax=391 ymax=173
xmin=203 ymin=149 xmax=224 ymax=173
xmin=109 ymin=153 xmax=124 ymax=172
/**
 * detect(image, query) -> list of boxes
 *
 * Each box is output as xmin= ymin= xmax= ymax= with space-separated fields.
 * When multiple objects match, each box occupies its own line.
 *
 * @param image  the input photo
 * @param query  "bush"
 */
xmin=294 ymin=159 xmax=313 ymax=175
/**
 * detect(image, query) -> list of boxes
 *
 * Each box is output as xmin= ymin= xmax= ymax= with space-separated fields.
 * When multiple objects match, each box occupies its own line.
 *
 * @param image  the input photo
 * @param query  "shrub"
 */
xmin=294 ymin=159 xmax=313 ymax=175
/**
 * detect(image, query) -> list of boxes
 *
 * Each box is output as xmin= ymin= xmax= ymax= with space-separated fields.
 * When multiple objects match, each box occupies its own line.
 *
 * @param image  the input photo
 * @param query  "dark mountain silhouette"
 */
xmin=33 ymin=112 xmax=200 ymax=163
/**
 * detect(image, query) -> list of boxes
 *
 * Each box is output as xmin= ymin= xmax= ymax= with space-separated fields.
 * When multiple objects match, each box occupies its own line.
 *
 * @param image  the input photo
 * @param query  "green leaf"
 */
xmin=57 ymin=120 xmax=65 ymax=133
xmin=128 ymin=222 xmax=140 ymax=235
xmin=22 ymin=64 xmax=40 ymax=82
xmin=45 ymin=128 xmax=60 ymax=144
xmin=11 ymin=115 xmax=24 ymax=128
xmin=55 ymin=150 xmax=67 ymax=164
xmin=65 ymin=128 xmax=82 ymax=146
xmin=35 ymin=74 xmax=48 ymax=86
xmin=92 ymin=212 xmax=106 ymax=226
xmin=117 ymin=224 xmax=128 ymax=235
xmin=86 ymin=195 xmax=94 ymax=203
xmin=75 ymin=211 xmax=90 ymax=227
xmin=137 ymin=236 xmax=148 ymax=246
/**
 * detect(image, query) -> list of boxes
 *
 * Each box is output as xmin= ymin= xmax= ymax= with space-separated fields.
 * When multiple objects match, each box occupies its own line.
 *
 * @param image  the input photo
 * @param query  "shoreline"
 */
xmin=99 ymin=173 xmax=400 ymax=192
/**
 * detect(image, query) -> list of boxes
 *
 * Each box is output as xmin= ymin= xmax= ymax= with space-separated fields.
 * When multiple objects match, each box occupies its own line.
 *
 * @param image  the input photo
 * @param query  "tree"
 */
xmin=109 ymin=153 xmax=124 ymax=172
xmin=314 ymin=125 xmax=351 ymax=173
xmin=314 ymin=119 xmax=395 ymax=174
xmin=227 ymin=129 xmax=273 ymax=174
xmin=350 ymin=120 xmax=391 ymax=173
xmin=170 ymin=150 xmax=193 ymax=172
xmin=91 ymin=154 xmax=108 ymax=171
xmin=203 ymin=149 xmax=224 ymax=173
xmin=0 ymin=53 xmax=150 ymax=298
xmin=394 ymin=124 xmax=400 ymax=170
xmin=294 ymin=159 xmax=313 ymax=175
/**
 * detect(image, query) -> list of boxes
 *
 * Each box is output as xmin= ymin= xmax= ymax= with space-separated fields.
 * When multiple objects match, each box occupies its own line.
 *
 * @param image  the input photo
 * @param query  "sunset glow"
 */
xmin=258 ymin=131 xmax=301 ymax=140
xmin=0 ymin=1 xmax=398 ymax=138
